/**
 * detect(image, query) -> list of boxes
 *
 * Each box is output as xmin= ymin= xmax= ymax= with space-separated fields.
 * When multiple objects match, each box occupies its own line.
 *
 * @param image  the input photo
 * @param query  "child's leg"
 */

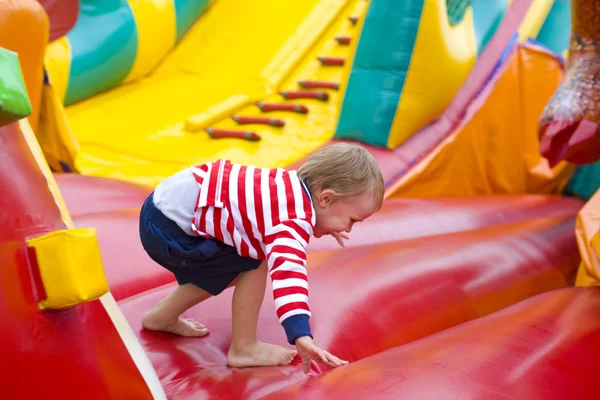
xmin=142 ymin=283 xmax=212 ymax=337
xmin=227 ymin=261 xmax=298 ymax=368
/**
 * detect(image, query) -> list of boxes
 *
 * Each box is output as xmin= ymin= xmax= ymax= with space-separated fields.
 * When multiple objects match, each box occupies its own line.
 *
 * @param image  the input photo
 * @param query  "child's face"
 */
xmin=313 ymin=189 xmax=378 ymax=238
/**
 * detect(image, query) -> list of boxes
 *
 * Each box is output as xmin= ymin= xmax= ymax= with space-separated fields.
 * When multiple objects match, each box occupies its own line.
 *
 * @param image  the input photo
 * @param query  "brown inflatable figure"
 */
xmin=538 ymin=0 xmax=600 ymax=167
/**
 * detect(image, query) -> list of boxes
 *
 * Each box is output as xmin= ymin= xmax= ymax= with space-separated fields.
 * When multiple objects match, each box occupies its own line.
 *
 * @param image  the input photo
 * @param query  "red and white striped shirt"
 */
xmin=188 ymin=160 xmax=316 ymax=336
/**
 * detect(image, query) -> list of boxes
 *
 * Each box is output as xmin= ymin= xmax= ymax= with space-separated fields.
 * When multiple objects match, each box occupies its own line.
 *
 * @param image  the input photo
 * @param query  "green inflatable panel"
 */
xmin=0 ymin=47 xmax=32 ymax=126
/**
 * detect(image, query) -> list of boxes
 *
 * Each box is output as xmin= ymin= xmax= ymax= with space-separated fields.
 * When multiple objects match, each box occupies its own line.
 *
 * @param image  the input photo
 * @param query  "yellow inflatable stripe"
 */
xmin=44 ymin=36 xmax=71 ymax=104
xmin=37 ymin=82 xmax=81 ymax=173
xmin=185 ymin=94 xmax=252 ymax=132
xmin=387 ymin=0 xmax=476 ymax=148
xmin=260 ymin=0 xmax=351 ymax=90
xmin=518 ymin=0 xmax=553 ymax=41
xmin=18 ymin=118 xmax=74 ymax=228
xmin=125 ymin=0 xmax=177 ymax=83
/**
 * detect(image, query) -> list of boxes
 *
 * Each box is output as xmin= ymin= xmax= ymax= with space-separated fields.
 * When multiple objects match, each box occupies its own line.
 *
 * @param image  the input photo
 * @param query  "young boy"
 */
xmin=139 ymin=142 xmax=384 ymax=373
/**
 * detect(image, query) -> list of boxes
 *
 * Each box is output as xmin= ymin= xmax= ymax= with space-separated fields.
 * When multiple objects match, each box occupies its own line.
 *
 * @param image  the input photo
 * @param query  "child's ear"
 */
xmin=318 ymin=189 xmax=336 ymax=208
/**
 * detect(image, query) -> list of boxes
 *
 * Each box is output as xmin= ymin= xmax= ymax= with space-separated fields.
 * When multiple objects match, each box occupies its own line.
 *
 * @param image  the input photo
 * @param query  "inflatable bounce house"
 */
xmin=3 ymin=0 xmax=600 ymax=398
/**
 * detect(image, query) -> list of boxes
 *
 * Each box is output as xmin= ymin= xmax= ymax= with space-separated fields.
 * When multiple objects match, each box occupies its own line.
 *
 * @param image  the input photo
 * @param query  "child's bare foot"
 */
xmin=227 ymin=341 xmax=298 ymax=368
xmin=142 ymin=311 xmax=208 ymax=337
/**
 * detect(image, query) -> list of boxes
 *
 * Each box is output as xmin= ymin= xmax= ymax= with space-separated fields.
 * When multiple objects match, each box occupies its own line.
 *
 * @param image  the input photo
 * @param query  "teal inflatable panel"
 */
xmin=565 ymin=163 xmax=600 ymax=201
xmin=174 ymin=0 xmax=211 ymax=41
xmin=471 ymin=0 xmax=507 ymax=54
xmin=446 ymin=0 xmax=471 ymax=26
xmin=65 ymin=0 xmax=138 ymax=105
xmin=335 ymin=0 xmax=425 ymax=147
xmin=536 ymin=0 xmax=571 ymax=56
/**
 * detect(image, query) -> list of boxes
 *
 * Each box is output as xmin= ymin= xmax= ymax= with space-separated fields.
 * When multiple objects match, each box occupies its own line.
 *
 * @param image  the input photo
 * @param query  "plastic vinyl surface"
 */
xmin=56 ymin=0 xmax=367 ymax=187
xmin=0 ymin=121 xmax=153 ymax=399
xmin=294 ymin=7 xmax=573 ymax=196
xmin=118 ymin=212 xmax=580 ymax=399
xmin=55 ymin=172 xmax=151 ymax=215
xmin=263 ymin=286 xmax=600 ymax=400
xmin=334 ymin=0 xmax=559 ymax=149
xmin=44 ymin=0 xmax=211 ymax=105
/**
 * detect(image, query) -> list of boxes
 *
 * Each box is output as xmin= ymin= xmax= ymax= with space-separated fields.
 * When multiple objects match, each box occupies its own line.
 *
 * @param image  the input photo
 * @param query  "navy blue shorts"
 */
xmin=139 ymin=192 xmax=262 ymax=295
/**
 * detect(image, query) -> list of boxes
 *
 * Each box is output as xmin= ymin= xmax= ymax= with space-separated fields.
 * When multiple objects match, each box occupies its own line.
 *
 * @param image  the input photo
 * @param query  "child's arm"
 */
xmin=264 ymin=219 xmax=312 ymax=342
xmin=265 ymin=219 xmax=349 ymax=373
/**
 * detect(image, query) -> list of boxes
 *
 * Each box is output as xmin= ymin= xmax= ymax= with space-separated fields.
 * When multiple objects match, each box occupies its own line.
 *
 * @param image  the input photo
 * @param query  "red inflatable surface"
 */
xmin=264 ymin=287 xmax=600 ymax=400
xmin=52 ymin=172 xmax=588 ymax=398
xmin=118 ymin=213 xmax=580 ymax=399
xmin=0 ymin=122 xmax=153 ymax=399
xmin=37 ymin=0 xmax=79 ymax=42
xmin=307 ymin=195 xmax=582 ymax=252
xmin=57 ymin=172 xmax=582 ymax=302
xmin=55 ymin=173 xmax=151 ymax=215
xmin=3 ymin=0 xmax=599 ymax=397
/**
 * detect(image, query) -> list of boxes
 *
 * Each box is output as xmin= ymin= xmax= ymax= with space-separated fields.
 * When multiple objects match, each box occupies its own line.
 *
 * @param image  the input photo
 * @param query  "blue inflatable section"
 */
xmin=565 ymin=163 xmax=600 ymax=201
xmin=173 ymin=0 xmax=211 ymax=41
xmin=335 ymin=0 xmax=425 ymax=147
xmin=471 ymin=0 xmax=507 ymax=54
xmin=65 ymin=0 xmax=138 ymax=105
xmin=536 ymin=0 xmax=571 ymax=55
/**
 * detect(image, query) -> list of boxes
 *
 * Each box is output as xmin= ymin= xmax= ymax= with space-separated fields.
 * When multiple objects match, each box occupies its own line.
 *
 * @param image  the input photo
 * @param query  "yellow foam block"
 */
xmin=27 ymin=228 xmax=109 ymax=309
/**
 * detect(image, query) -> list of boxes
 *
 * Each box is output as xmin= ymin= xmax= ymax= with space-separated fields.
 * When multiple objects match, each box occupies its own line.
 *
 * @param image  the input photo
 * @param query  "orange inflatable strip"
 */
xmin=0 ymin=0 xmax=48 ymax=131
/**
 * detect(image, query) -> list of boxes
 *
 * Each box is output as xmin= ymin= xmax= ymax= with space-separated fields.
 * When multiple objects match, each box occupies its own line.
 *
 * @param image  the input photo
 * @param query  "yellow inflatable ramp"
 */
xmin=64 ymin=0 xmax=367 ymax=187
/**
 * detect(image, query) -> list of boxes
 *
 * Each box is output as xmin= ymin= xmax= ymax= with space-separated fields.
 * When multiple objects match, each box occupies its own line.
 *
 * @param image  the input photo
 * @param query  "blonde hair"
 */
xmin=297 ymin=142 xmax=385 ymax=210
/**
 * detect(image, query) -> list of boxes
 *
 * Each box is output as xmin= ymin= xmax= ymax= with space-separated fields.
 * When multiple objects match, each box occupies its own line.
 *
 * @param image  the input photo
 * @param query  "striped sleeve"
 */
xmin=264 ymin=218 xmax=313 ymax=344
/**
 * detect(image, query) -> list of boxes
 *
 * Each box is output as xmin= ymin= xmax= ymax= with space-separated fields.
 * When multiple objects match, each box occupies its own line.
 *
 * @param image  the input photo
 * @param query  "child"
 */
xmin=139 ymin=142 xmax=385 ymax=373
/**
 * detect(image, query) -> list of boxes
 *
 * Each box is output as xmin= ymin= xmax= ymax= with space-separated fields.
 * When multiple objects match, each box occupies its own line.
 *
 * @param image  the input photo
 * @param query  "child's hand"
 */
xmin=330 ymin=232 xmax=350 ymax=247
xmin=295 ymin=336 xmax=349 ymax=373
